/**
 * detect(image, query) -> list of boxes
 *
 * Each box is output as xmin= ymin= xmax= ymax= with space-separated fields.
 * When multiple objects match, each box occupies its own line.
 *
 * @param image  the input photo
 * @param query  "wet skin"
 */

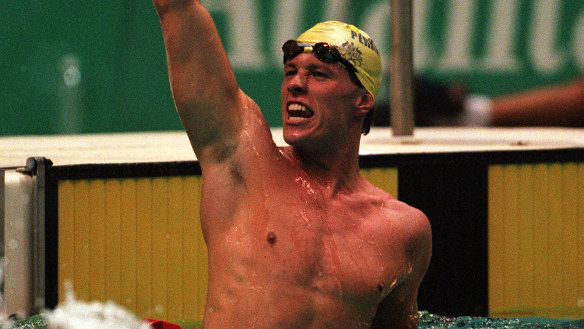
xmin=201 ymin=144 xmax=429 ymax=329
xmin=154 ymin=2 xmax=432 ymax=328
xmin=199 ymin=55 xmax=430 ymax=329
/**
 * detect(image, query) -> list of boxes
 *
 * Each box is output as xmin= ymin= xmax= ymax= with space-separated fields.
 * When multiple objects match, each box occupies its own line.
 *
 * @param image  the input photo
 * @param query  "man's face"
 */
xmin=281 ymin=53 xmax=363 ymax=151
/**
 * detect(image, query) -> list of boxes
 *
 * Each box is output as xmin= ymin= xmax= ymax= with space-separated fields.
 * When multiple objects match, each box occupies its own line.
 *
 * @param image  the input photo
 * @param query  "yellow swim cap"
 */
xmin=296 ymin=21 xmax=382 ymax=99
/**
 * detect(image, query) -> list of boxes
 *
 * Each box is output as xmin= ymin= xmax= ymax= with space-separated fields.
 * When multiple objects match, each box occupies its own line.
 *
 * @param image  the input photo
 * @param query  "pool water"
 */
xmin=418 ymin=311 xmax=584 ymax=329
xmin=2 ymin=312 xmax=583 ymax=329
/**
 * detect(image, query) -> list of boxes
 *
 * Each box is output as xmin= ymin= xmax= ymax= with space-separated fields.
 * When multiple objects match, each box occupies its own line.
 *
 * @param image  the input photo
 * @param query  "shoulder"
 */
xmin=364 ymin=184 xmax=431 ymax=258
xmin=364 ymin=182 xmax=429 ymax=231
xmin=388 ymin=199 xmax=432 ymax=253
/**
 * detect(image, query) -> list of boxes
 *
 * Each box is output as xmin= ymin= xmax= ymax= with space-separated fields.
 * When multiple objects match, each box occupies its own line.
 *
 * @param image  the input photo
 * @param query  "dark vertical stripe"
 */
xmin=0 ymin=170 xmax=5 ymax=258
xmin=399 ymin=161 xmax=489 ymax=316
xmin=45 ymin=166 xmax=59 ymax=309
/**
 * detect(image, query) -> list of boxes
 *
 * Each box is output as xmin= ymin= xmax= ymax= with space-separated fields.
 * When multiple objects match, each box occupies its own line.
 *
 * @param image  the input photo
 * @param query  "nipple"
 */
xmin=267 ymin=231 xmax=277 ymax=245
xmin=377 ymin=281 xmax=385 ymax=293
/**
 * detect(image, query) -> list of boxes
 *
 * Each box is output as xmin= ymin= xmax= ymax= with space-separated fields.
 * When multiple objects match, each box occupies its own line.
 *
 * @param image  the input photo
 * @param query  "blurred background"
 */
xmin=1 ymin=0 xmax=583 ymax=136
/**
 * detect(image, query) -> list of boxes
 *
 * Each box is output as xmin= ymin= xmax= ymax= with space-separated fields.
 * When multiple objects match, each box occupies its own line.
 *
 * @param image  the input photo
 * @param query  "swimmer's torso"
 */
xmin=199 ymin=139 xmax=417 ymax=329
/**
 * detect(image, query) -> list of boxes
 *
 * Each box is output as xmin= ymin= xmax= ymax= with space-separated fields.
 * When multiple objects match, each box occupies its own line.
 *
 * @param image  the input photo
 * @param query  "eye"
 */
xmin=312 ymin=71 xmax=329 ymax=79
xmin=284 ymin=68 xmax=297 ymax=77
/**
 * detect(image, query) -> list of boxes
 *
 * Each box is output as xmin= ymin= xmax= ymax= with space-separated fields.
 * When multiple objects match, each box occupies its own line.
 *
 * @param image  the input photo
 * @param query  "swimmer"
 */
xmin=153 ymin=1 xmax=432 ymax=328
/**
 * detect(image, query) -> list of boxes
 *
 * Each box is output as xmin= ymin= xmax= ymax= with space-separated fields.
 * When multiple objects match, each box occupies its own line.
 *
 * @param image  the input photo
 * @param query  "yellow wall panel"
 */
xmin=561 ymin=164 xmax=579 ymax=306
xmin=532 ymin=164 xmax=551 ymax=308
xmin=501 ymin=165 xmax=520 ymax=307
xmin=73 ymin=180 xmax=90 ymax=301
xmin=488 ymin=163 xmax=584 ymax=319
xmin=136 ymin=178 xmax=153 ymax=317
xmin=151 ymin=177 xmax=169 ymax=320
xmin=88 ymin=179 xmax=106 ymax=302
xmin=58 ymin=176 xmax=206 ymax=322
xmin=515 ymin=165 xmax=534 ymax=307
xmin=57 ymin=181 xmax=75 ymax=293
xmin=487 ymin=165 xmax=505 ymax=311
xmin=167 ymin=177 xmax=185 ymax=321
xmin=104 ymin=180 xmax=122 ymax=303
xmin=579 ymin=164 xmax=584 ymax=307
xmin=120 ymin=179 xmax=137 ymax=311
xmin=548 ymin=164 xmax=564 ymax=306
xmin=360 ymin=168 xmax=398 ymax=198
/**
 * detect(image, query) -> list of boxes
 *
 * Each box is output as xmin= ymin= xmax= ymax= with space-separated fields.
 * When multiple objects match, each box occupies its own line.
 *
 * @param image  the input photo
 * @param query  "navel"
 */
xmin=267 ymin=231 xmax=277 ymax=245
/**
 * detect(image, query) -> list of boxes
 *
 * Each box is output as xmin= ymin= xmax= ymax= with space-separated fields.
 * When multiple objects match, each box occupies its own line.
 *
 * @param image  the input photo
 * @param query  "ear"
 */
xmin=354 ymin=91 xmax=375 ymax=117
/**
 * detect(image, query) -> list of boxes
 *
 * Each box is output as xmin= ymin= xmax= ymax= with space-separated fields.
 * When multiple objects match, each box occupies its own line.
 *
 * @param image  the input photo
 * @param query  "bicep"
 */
xmin=371 ymin=278 xmax=420 ymax=329
xmin=372 ymin=207 xmax=432 ymax=329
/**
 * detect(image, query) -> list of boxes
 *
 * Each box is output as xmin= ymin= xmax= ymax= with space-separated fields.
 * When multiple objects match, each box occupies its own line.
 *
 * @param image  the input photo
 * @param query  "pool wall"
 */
xmin=47 ymin=150 xmax=584 ymax=321
xmin=2 ymin=129 xmax=583 ymax=322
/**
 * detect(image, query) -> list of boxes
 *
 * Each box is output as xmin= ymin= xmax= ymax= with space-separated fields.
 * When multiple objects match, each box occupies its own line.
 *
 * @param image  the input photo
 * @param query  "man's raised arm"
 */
xmin=154 ymin=0 xmax=248 ymax=165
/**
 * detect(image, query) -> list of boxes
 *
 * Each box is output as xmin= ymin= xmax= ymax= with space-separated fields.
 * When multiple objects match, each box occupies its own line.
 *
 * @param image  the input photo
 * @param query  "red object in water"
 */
xmin=144 ymin=318 xmax=183 ymax=329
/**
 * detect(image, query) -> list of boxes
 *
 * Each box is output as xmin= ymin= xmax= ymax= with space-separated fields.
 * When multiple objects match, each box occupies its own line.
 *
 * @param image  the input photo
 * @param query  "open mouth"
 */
xmin=287 ymin=103 xmax=314 ymax=122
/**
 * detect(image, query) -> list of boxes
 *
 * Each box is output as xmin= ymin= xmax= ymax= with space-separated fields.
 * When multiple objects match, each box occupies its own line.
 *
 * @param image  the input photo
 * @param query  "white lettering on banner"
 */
xmin=203 ymin=0 xmax=266 ymax=69
xmin=204 ymin=0 xmax=583 ymax=74
xmin=530 ymin=0 xmax=567 ymax=74
xmin=438 ymin=0 xmax=477 ymax=70
xmin=575 ymin=13 xmax=584 ymax=68
xmin=271 ymin=1 xmax=302 ymax=66
xmin=481 ymin=0 xmax=521 ymax=71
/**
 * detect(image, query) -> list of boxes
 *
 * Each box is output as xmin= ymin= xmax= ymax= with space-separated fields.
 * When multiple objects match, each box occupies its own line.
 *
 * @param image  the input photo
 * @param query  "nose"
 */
xmin=287 ymin=72 xmax=307 ymax=94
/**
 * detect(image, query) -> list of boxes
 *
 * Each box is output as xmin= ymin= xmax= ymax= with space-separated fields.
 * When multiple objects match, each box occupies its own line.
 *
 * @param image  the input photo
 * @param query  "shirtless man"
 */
xmin=153 ymin=1 xmax=431 ymax=328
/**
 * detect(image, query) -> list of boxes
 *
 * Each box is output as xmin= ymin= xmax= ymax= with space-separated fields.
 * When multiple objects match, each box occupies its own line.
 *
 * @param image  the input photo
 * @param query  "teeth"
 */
xmin=287 ymin=103 xmax=313 ymax=119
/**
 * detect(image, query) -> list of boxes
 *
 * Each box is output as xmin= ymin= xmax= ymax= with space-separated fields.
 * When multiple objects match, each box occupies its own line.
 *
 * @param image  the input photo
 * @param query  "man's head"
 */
xmin=281 ymin=21 xmax=382 ymax=137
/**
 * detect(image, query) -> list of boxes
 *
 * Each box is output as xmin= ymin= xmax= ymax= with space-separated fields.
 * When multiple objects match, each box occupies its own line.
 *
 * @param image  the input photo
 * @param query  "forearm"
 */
xmin=155 ymin=0 xmax=238 ymax=103
xmin=491 ymin=77 xmax=584 ymax=126
xmin=154 ymin=0 xmax=242 ymax=152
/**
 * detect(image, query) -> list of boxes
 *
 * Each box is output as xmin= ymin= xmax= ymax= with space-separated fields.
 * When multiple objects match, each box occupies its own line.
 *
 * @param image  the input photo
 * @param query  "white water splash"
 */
xmin=44 ymin=284 xmax=151 ymax=329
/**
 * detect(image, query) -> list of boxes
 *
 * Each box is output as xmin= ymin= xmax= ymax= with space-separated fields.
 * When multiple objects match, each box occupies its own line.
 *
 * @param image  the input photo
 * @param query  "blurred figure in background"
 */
xmin=375 ymin=75 xmax=584 ymax=127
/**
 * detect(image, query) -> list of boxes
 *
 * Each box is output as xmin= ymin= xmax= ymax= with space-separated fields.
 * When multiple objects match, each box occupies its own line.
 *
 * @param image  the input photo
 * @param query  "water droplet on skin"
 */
xmin=299 ymin=210 xmax=312 ymax=229
xmin=295 ymin=177 xmax=316 ymax=196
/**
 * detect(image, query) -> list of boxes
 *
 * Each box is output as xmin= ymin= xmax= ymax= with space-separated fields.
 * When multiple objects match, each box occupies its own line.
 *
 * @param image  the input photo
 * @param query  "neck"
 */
xmin=285 ymin=139 xmax=362 ymax=196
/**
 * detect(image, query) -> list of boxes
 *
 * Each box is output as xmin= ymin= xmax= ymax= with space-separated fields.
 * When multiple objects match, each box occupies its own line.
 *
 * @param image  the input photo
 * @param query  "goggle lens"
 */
xmin=282 ymin=40 xmax=353 ymax=72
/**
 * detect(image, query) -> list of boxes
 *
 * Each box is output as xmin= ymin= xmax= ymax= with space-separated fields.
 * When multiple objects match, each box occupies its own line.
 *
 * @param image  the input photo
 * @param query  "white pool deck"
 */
xmin=1 ymin=127 xmax=583 ymax=168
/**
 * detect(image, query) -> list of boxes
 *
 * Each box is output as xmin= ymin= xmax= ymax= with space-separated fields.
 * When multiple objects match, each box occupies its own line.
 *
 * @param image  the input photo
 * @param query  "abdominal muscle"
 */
xmin=201 ymin=244 xmax=379 ymax=329
xmin=203 ymin=278 xmax=374 ymax=329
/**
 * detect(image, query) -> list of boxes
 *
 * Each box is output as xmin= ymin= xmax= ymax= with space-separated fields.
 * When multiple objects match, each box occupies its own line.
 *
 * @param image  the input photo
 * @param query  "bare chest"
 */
xmin=218 ymin=185 xmax=405 ymax=304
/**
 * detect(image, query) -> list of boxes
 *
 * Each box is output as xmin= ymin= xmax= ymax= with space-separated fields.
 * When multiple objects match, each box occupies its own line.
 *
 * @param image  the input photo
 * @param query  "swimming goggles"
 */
xmin=282 ymin=40 xmax=355 ymax=72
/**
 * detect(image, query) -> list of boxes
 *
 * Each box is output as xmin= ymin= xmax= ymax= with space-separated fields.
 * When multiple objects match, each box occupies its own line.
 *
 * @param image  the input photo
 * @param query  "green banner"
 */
xmin=1 ymin=0 xmax=583 ymax=135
